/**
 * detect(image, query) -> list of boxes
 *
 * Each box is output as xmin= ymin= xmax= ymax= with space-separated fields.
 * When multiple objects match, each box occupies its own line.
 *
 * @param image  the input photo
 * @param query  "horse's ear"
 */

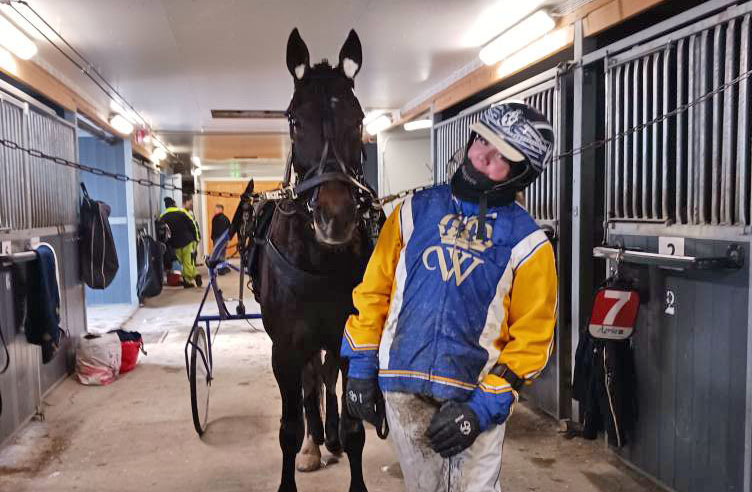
xmin=287 ymin=28 xmax=310 ymax=80
xmin=338 ymin=29 xmax=362 ymax=80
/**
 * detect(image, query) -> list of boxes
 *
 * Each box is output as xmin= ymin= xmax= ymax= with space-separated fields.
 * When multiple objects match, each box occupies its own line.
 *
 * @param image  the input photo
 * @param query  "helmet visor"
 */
xmin=469 ymin=122 xmax=526 ymax=163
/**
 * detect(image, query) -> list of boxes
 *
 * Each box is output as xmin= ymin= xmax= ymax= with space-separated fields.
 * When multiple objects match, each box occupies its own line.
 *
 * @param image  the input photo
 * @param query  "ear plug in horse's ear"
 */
xmin=338 ymin=29 xmax=362 ymax=79
xmin=286 ymin=27 xmax=310 ymax=80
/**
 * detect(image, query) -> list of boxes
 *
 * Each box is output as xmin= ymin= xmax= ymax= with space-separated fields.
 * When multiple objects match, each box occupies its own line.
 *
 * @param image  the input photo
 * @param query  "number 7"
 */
xmin=603 ymin=290 xmax=631 ymax=325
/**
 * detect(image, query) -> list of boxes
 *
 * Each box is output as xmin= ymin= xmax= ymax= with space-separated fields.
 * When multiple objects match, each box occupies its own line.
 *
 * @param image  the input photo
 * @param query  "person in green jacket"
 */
xmin=159 ymin=197 xmax=202 ymax=288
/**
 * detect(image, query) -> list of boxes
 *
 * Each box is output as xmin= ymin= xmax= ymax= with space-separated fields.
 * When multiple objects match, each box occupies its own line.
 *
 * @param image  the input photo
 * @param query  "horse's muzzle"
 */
xmin=313 ymin=212 xmax=358 ymax=246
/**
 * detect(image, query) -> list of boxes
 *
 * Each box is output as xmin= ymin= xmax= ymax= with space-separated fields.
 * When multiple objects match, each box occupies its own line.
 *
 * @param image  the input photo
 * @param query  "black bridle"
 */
xmin=284 ymin=74 xmax=375 ymax=216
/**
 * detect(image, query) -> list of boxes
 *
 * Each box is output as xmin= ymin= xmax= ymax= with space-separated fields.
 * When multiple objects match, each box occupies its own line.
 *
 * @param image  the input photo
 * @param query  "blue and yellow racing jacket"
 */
xmin=341 ymin=185 xmax=557 ymax=427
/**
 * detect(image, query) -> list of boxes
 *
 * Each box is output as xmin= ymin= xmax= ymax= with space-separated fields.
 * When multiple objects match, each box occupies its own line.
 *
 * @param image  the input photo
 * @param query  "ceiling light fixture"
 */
xmin=365 ymin=114 xmax=392 ymax=136
xmin=0 ymin=4 xmax=53 ymax=42
xmin=109 ymin=99 xmax=139 ymax=125
xmin=479 ymin=10 xmax=555 ymax=66
xmin=363 ymin=110 xmax=387 ymax=126
xmin=151 ymin=147 xmax=167 ymax=162
xmin=0 ymin=47 xmax=17 ymax=75
xmin=0 ymin=15 xmax=37 ymax=60
xmin=404 ymin=119 xmax=432 ymax=132
xmin=496 ymin=26 xmax=572 ymax=78
xmin=462 ymin=0 xmax=545 ymax=47
xmin=109 ymin=114 xmax=134 ymax=135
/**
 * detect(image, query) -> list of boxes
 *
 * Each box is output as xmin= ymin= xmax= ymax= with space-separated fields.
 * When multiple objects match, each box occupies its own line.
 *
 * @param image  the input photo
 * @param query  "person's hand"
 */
xmin=346 ymin=378 xmax=381 ymax=426
xmin=425 ymin=401 xmax=481 ymax=458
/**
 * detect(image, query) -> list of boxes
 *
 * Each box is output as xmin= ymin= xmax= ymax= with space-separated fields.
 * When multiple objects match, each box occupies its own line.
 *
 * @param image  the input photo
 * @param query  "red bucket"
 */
xmin=120 ymin=340 xmax=142 ymax=374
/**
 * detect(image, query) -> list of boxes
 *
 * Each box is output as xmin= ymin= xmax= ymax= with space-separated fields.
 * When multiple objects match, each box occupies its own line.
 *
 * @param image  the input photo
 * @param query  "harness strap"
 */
xmin=265 ymin=236 xmax=350 ymax=283
xmin=293 ymin=172 xmax=356 ymax=196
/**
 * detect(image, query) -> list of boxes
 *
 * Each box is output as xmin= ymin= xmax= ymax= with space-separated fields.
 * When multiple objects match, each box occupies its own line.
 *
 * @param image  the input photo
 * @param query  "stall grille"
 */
xmin=605 ymin=14 xmax=752 ymax=227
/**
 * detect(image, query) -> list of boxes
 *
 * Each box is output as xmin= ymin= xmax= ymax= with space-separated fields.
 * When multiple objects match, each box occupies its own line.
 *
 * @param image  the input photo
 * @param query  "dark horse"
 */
xmin=254 ymin=28 xmax=374 ymax=492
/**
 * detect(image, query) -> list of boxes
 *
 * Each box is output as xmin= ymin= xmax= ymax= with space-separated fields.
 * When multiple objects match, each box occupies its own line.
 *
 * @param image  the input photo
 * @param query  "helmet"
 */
xmin=468 ymin=101 xmax=554 ymax=191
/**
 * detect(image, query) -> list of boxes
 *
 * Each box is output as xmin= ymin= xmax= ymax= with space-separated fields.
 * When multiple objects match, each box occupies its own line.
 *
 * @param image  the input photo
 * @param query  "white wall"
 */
xmin=377 ymin=127 xmax=432 ymax=215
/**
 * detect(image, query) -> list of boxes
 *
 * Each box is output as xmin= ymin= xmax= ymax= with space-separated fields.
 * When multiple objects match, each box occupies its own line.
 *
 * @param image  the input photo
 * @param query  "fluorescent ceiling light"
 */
xmin=496 ymin=27 xmax=572 ymax=79
xmin=191 ymin=155 xmax=201 ymax=167
xmin=363 ymin=109 xmax=387 ymax=126
xmin=462 ymin=0 xmax=545 ymax=47
xmin=109 ymin=114 xmax=134 ymax=135
xmin=0 ymin=15 xmax=37 ymax=60
xmin=109 ymin=99 xmax=139 ymax=125
xmin=479 ymin=11 xmax=555 ymax=66
xmin=0 ymin=4 xmax=52 ymax=42
xmin=365 ymin=114 xmax=392 ymax=135
xmin=404 ymin=119 xmax=432 ymax=132
xmin=151 ymin=147 xmax=167 ymax=162
xmin=0 ymin=47 xmax=17 ymax=75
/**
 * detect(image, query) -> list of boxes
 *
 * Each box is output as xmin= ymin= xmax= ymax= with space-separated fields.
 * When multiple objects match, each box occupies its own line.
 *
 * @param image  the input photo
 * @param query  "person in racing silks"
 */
xmin=341 ymin=102 xmax=558 ymax=492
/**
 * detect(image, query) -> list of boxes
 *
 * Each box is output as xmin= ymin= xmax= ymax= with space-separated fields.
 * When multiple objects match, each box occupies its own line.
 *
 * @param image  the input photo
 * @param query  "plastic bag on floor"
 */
xmin=75 ymin=333 xmax=121 ymax=385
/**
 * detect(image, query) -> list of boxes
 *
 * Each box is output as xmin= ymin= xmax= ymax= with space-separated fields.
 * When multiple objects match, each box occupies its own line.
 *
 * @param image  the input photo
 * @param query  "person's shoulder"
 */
xmin=412 ymin=184 xmax=449 ymax=203
xmin=506 ymin=203 xmax=545 ymax=245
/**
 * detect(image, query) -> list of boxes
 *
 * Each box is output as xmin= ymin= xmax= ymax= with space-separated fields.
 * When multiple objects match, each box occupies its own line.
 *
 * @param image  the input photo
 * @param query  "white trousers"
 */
xmin=384 ymin=391 xmax=506 ymax=492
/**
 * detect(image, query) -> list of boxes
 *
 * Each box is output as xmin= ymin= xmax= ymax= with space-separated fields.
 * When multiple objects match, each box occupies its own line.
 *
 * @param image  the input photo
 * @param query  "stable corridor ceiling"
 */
xmin=16 ymin=0 xmax=569 ymax=162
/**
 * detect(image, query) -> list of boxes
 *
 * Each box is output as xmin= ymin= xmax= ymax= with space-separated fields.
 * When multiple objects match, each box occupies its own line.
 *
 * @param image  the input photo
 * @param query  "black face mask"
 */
xmin=450 ymin=156 xmax=518 ymax=207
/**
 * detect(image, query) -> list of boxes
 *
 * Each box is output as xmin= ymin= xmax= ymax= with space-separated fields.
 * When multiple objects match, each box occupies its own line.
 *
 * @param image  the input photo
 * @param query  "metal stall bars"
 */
xmin=0 ymin=84 xmax=85 ymax=445
xmin=0 ymin=92 xmax=30 ymax=232
xmin=132 ymin=157 xmax=161 ymax=236
xmin=588 ymin=1 xmax=752 ymax=490
xmin=432 ymin=67 xmax=570 ymax=420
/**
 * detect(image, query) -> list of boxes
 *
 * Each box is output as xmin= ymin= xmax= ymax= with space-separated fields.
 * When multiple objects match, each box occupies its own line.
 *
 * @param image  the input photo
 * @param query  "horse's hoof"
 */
xmin=297 ymin=436 xmax=322 ymax=472
xmin=296 ymin=452 xmax=322 ymax=472
xmin=277 ymin=485 xmax=297 ymax=492
xmin=348 ymin=483 xmax=368 ymax=492
xmin=324 ymin=439 xmax=343 ymax=456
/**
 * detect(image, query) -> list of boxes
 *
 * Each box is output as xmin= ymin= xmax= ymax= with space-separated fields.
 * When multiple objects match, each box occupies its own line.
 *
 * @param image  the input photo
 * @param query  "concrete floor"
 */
xmin=0 ymin=267 xmax=663 ymax=492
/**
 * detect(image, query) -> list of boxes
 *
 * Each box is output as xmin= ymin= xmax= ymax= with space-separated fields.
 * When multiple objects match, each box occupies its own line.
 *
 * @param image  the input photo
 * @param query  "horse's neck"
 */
xmin=270 ymin=208 xmax=366 ymax=273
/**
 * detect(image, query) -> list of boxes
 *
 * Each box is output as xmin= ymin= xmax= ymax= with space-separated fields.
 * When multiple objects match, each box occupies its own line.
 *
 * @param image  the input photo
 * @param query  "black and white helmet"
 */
xmin=469 ymin=101 xmax=554 ymax=191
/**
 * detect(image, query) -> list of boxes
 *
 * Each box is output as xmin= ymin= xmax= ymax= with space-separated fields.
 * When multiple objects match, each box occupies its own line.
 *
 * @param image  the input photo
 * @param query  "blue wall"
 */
xmin=79 ymin=136 xmax=137 ymax=305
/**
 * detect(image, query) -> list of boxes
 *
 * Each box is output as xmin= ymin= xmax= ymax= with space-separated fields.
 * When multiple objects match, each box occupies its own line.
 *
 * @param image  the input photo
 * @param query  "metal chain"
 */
xmin=3 ymin=64 xmax=751 ymax=207
xmin=556 ymin=61 xmax=752 ymax=160
xmin=0 ymin=137 xmax=301 ymax=201
xmin=376 ymin=63 xmax=752 ymax=206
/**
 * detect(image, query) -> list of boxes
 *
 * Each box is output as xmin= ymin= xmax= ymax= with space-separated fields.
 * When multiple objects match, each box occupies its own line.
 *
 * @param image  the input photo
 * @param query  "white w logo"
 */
xmin=422 ymin=246 xmax=484 ymax=286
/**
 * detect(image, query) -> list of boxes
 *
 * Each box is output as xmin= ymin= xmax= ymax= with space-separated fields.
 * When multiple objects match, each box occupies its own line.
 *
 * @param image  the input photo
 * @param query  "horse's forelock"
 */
xmin=294 ymin=61 xmax=353 ymax=89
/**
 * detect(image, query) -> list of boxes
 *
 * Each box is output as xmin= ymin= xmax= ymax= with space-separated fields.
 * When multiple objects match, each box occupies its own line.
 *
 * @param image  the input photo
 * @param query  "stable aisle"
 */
xmin=0 ymin=269 xmax=660 ymax=491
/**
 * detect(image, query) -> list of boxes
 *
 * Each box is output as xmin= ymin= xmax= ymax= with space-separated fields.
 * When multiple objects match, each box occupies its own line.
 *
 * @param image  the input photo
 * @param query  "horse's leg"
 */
xmin=323 ymin=350 xmax=343 ymax=455
xmin=339 ymin=357 xmax=367 ymax=492
xmin=297 ymin=356 xmax=323 ymax=472
xmin=272 ymin=345 xmax=305 ymax=492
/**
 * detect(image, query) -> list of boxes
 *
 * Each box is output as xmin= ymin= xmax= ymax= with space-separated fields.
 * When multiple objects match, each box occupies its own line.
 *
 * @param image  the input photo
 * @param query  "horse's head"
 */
xmin=286 ymin=28 xmax=365 ymax=246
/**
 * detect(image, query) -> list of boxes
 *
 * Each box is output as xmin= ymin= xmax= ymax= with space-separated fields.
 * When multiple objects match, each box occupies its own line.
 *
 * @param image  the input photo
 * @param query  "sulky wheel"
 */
xmin=189 ymin=325 xmax=211 ymax=435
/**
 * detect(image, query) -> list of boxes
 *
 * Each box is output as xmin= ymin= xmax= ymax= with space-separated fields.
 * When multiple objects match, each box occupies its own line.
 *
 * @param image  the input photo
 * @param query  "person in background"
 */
xmin=183 ymin=195 xmax=201 ymax=267
xmin=341 ymin=102 xmax=558 ymax=492
xmin=159 ymin=197 xmax=202 ymax=288
xmin=211 ymin=204 xmax=231 ymax=275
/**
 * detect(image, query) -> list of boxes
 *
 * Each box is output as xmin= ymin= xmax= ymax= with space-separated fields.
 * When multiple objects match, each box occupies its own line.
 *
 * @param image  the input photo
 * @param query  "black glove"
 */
xmin=346 ymin=378 xmax=381 ymax=426
xmin=425 ymin=401 xmax=481 ymax=458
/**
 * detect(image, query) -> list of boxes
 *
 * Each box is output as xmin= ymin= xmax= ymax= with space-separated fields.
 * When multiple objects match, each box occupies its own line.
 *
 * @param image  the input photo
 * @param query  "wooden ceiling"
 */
xmin=195 ymin=133 xmax=288 ymax=161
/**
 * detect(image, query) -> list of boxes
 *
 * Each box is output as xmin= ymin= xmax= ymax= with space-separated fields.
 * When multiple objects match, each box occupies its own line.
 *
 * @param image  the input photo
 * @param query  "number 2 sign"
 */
xmin=588 ymin=288 xmax=640 ymax=340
